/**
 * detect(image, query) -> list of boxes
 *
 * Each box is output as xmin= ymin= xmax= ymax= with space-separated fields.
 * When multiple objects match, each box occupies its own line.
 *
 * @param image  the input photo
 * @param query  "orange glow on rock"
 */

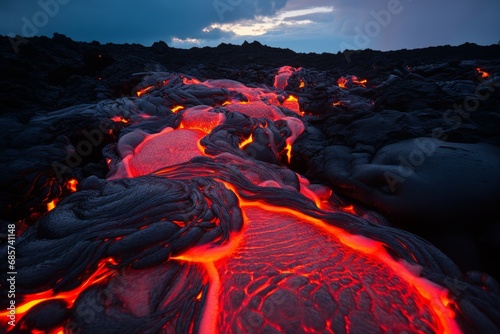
xmin=239 ymin=134 xmax=254 ymax=149
xmin=171 ymin=105 xmax=185 ymax=113
xmin=136 ymin=85 xmax=154 ymax=97
xmin=299 ymin=79 xmax=306 ymax=89
xmin=196 ymin=292 xmax=203 ymax=300
xmin=67 ymin=179 xmax=78 ymax=192
xmin=110 ymin=115 xmax=129 ymax=123
xmin=342 ymin=204 xmax=356 ymax=214
xmin=338 ymin=76 xmax=367 ymax=89
xmin=337 ymin=77 xmax=348 ymax=89
xmin=182 ymin=77 xmax=201 ymax=85
xmin=352 ymin=76 xmax=368 ymax=87
xmin=297 ymin=178 xmax=333 ymax=211
xmin=284 ymin=142 xmax=293 ymax=164
xmin=282 ymin=95 xmax=301 ymax=115
xmin=476 ymin=67 xmax=490 ymax=78
xmin=47 ymin=199 xmax=57 ymax=211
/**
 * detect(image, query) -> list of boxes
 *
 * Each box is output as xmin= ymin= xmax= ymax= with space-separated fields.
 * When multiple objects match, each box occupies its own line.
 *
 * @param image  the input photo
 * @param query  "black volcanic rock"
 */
xmin=2 ymin=34 xmax=500 ymax=115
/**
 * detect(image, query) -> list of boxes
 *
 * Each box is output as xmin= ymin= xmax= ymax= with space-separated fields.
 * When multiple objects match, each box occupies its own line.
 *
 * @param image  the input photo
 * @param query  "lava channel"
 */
xmin=173 ymin=201 xmax=459 ymax=334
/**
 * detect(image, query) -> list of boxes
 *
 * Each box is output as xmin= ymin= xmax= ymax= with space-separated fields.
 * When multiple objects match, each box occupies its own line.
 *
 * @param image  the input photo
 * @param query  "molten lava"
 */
xmin=0 ymin=258 xmax=116 ymax=330
xmin=5 ymin=68 xmax=474 ymax=334
xmin=352 ymin=76 xmax=368 ymax=87
xmin=107 ymin=94 xmax=459 ymax=332
xmin=173 ymin=198 xmax=459 ymax=334
xmin=476 ymin=67 xmax=490 ymax=78
xmin=274 ymin=66 xmax=301 ymax=91
xmin=120 ymin=127 xmax=206 ymax=178
xmin=282 ymin=95 xmax=301 ymax=115
xmin=338 ymin=76 xmax=368 ymax=89
xmin=239 ymin=134 xmax=254 ymax=149
xmin=337 ymin=77 xmax=348 ymax=89
xmin=66 ymin=179 xmax=78 ymax=192
xmin=110 ymin=115 xmax=129 ymax=123
xmin=171 ymin=105 xmax=185 ymax=113
xmin=136 ymin=85 xmax=154 ymax=97
xmin=46 ymin=199 xmax=57 ymax=211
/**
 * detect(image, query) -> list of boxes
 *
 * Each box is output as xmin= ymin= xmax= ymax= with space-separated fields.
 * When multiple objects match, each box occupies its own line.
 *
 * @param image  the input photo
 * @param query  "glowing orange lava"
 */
xmin=182 ymin=77 xmax=201 ymax=85
xmin=181 ymin=106 xmax=225 ymax=134
xmin=171 ymin=105 xmax=185 ymax=113
xmin=136 ymin=85 xmax=154 ymax=97
xmin=10 ymin=69 xmax=467 ymax=333
xmin=239 ymin=134 xmax=254 ymax=149
xmin=274 ymin=66 xmax=301 ymax=91
xmin=113 ymin=108 xmax=460 ymax=332
xmin=338 ymin=76 xmax=368 ymax=89
xmin=47 ymin=199 xmax=57 ymax=211
xmin=66 ymin=179 xmax=78 ymax=192
xmin=173 ymin=198 xmax=460 ymax=334
xmin=0 ymin=258 xmax=116 ymax=330
xmin=342 ymin=205 xmax=356 ymax=214
xmin=282 ymin=95 xmax=301 ymax=114
xmin=284 ymin=142 xmax=293 ymax=164
xmin=114 ymin=127 xmax=206 ymax=178
xmin=476 ymin=67 xmax=490 ymax=78
xmin=337 ymin=77 xmax=348 ymax=89
xmin=352 ymin=76 xmax=368 ymax=87
xmin=110 ymin=115 xmax=129 ymax=123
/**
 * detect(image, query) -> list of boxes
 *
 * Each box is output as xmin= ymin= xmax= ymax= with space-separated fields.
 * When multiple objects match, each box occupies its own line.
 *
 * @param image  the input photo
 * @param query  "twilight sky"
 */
xmin=1 ymin=0 xmax=499 ymax=53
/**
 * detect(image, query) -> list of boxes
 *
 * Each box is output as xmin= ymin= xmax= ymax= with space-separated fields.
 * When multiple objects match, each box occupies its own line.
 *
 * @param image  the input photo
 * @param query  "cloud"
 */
xmin=166 ymin=3 xmax=335 ymax=50
xmin=172 ymin=37 xmax=201 ymax=45
xmin=202 ymin=6 xmax=333 ymax=37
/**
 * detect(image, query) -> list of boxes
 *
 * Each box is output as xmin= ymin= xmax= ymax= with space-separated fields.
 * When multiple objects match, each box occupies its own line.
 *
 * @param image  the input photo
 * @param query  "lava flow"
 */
xmin=105 ymin=70 xmax=458 ymax=333
xmin=2 ymin=67 xmax=484 ymax=333
xmin=173 ymin=202 xmax=458 ymax=334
